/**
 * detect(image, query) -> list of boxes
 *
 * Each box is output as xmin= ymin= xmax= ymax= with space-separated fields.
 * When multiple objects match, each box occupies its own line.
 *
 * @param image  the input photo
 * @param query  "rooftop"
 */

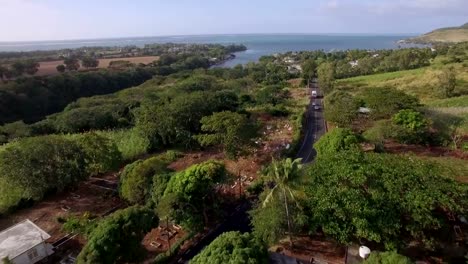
xmin=0 ymin=219 xmax=51 ymax=259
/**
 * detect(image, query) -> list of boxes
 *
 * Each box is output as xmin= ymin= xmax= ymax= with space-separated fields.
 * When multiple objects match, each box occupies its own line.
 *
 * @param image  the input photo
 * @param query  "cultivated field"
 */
xmin=36 ymin=56 xmax=159 ymax=76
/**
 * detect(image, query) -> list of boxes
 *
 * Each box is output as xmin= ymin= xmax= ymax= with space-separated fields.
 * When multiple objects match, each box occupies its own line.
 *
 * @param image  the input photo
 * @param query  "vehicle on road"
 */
xmin=312 ymin=90 xmax=318 ymax=98
xmin=314 ymin=104 xmax=320 ymax=110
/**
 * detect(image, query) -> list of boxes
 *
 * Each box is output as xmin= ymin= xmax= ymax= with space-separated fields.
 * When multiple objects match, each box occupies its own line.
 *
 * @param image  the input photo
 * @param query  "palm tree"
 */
xmin=262 ymin=157 xmax=302 ymax=247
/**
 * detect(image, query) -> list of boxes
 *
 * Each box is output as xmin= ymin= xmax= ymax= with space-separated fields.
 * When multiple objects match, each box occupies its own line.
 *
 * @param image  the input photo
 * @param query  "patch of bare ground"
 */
xmin=272 ymin=235 xmax=346 ymax=264
xmin=0 ymin=172 xmax=123 ymax=243
xmin=146 ymin=114 xmax=298 ymax=262
xmin=384 ymin=141 xmax=468 ymax=160
xmin=141 ymin=223 xmax=186 ymax=262
xmin=35 ymin=56 xmax=159 ymax=76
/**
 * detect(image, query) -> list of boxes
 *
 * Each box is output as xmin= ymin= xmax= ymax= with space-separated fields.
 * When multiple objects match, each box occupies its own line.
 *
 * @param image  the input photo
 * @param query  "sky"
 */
xmin=1 ymin=0 xmax=467 ymax=42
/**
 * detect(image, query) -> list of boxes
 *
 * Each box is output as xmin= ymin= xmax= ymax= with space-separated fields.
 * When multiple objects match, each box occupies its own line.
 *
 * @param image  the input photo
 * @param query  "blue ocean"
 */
xmin=0 ymin=34 xmax=419 ymax=66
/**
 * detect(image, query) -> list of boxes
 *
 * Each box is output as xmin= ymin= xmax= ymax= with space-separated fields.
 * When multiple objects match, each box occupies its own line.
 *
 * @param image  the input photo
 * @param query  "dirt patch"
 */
xmin=384 ymin=141 xmax=468 ymax=160
xmin=142 ymin=223 xmax=186 ymax=261
xmin=273 ymin=235 xmax=346 ymax=264
xmin=0 ymin=173 xmax=123 ymax=243
xmin=35 ymin=56 xmax=159 ymax=76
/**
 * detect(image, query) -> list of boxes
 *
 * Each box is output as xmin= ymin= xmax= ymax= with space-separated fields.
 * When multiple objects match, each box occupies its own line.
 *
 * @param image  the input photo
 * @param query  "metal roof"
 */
xmin=0 ymin=219 xmax=51 ymax=259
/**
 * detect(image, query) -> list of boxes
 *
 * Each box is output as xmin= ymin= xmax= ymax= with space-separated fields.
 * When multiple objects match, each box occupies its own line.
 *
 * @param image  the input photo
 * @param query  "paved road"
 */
xmin=296 ymin=83 xmax=326 ymax=163
xmin=173 ymin=83 xmax=325 ymax=263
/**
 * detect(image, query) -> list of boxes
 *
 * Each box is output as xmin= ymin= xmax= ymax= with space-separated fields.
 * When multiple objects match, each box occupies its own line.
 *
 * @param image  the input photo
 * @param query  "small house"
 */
xmin=0 ymin=220 xmax=54 ymax=264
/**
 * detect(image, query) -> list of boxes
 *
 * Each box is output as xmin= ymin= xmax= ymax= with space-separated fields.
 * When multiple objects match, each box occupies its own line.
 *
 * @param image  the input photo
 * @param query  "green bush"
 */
xmin=191 ymin=232 xmax=268 ymax=264
xmin=359 ymin=87 xmax=420 ymax=120
xmin=324 ymin=90 xmax=359 ymax=127
xmin=364 ymin=251 xmax=412 ymax=264
xmin=77 ymin=206 xmax=159 ymax=264
xmin=392 ymin=109 xmax=430 ymax=144
xmin=70 ymin=132 xmax=123 ymax=176
xmin=97 ymin=129 xmax=150 ymax=161
xmin=314 ymin=128 xmax=361 ymax=157
xmin=363 ymin=120 xmax=395 ymax=144
xmin=120 ymin=151 xmax=180 ymax=205
xmin=161 ymin=160 xmax=227 ymax=231
xmin=62 ymin=213 xmax=98 ymax=237
xmin=0 ymin=135 xmax=87 ymax=213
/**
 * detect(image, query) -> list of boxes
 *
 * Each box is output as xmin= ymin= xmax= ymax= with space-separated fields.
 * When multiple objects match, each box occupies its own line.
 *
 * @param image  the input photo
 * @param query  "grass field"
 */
xmin=36 ymin=56 xmax=159 ymax=76
xmin=336 ymin=63 xmax=468 ymax=103
xmin=336 ymin=60 xmax=468 ymax=136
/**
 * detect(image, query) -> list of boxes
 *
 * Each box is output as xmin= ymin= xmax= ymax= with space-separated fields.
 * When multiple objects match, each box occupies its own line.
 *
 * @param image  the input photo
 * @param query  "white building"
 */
xmin=0 ymin=220 xmax=54 ymax=264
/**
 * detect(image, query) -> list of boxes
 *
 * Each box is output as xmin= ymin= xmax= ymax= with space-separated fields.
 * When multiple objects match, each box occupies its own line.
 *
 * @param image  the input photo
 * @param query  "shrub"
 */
xmin=77 ymin=206 xmax=159 ymax=264
xmin=359 ymin=87 xmax=420 ymax=120
xmin=392 ymin=109 xmax=430 ymax=144
xmin=314 ymin=128 xmax=361 ymax=157
xmin=324 ymin=90 xmax=359 ymax=127
xmin=0 ymin=135 xmax=87 ymax=213
xmin=364 ymin=251 xmax=412 ymax=264
xmin=191 ymin=232 xmax=268 ymax=264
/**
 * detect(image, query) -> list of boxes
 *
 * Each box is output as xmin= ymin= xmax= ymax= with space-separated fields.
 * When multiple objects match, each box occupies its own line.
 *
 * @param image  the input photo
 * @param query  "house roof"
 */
xmin=0 ymin=219 xmax=51 ymax=259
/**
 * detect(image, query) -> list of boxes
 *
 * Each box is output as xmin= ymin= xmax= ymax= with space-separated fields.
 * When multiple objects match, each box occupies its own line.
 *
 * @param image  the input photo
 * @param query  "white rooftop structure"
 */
xmin=0 ymin=220 xmax=51 ymax=260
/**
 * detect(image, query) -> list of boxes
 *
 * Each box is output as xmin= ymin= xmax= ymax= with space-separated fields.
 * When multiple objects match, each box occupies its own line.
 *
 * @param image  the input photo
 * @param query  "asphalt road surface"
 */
xmin=296 ymin=85 xmax=326 ymax=163
xmin=174 ymin=84 xmax=325 ymax=263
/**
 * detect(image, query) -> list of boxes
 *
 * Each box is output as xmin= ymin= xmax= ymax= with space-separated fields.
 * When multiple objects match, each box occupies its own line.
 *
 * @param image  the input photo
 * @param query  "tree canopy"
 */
xmin=304 ymin=150 xmax=468 ymax=249
xmin=160 ymin=160 xmax=226 ymax=231
xmin=314 ymin=128 xmax=360 ymax=157
xmin=195 ymin=111 xmax=257 ymax=159
xmin=77 ymin=206 xmax=159 ymax=264
xmin=324 ymin=90 xmax=359 ymax=127
xmin=364 ymin=251 xmax=413 ymax=264
xmin=0 ymin=135 xmax=87 ymax=213
xmin=191 ymin=231 xmax=268 ymax=264
xmin=358 ymin=87 xmax=420 ymax=120
xmin=317 ymin=62 xmax=335 ymax=94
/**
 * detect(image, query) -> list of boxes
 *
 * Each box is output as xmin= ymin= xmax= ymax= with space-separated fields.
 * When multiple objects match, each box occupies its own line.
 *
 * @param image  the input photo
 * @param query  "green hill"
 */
xmin=406 ymin=23 xmax=468 ymax=44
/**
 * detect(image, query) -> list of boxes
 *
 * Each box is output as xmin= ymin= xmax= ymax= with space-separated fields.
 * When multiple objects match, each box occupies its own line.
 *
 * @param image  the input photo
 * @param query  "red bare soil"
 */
xmin=35 ymin=56 xmax=159 ymax=76
xmin=384 ymin=141 xmax=468 ymax=160
xmin=0 ymin=172 xmax=123 ymax=243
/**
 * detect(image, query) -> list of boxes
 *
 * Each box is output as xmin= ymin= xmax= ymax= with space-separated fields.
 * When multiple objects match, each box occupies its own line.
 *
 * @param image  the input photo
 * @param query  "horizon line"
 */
xmin=0 ymin=32 xmax=420 ymax=44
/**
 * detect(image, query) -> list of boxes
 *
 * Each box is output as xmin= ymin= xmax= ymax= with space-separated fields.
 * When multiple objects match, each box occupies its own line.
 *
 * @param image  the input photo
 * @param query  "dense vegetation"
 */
xmin=0 ymin=68 xmax=155 ymax=124
xmin=1 ymin=41 xmax=467 ymax=263
xmin=191 ymin=231 xmax=268 ymax=264
xmin=76 ymin=206 xmax=159 ymax=264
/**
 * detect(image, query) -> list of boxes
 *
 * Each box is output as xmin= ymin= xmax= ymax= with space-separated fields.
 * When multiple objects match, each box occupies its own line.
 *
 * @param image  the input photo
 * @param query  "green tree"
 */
xmin=23 ymin=60 xmax=40 ymax=75
xmin=304 ymin=150 xmax=468 ymax=249
xmin=0 ymin=135 xmax=87 ymax=213
xmin=81 ymin=56 xmax=99 ymax=69
xmin=438 ymin=67 xmax=457 ymax=98
xmin=77 ymin=206 xmax=159 ymax=264
xmin=56 ymin=64 xmax=66 ymax=73
xmin=64 ymin=57 xmax=80 ymax=71
xmin=250 ymin=191 xmax=292 ymax=245
xmin=161 ymin=160 xmax=226 ymax=231
xmin=73 ymin=133 xmax=122 ymax=176
xmin=260 ymin=158 xmax=303 ymax=247
xmin=359 ymin=87 xmax=419 ymax=120
xmin=195 ymin=111 xmax=257 ymax=159
xmin=120 ymin=157 xmax=169 ymax=205
xmin=10 ymin=61 xmax=25 ymax=77
xmin=191 ymin=232 xmax=268 ymax=264
xmin=314 ymin=128 xmax=360 ymax=157
xmin=301 ymin=59 xmax=317 ymax=85
xmin=364 ymin=251 xmax=413 ymax=264
xmin=324 ymin=90 xmax=359 ymax=127
xmin=255 ymin=85 xmax=288 ymax=106
xmin=317 ymin=62 xmax=335 ymax=94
